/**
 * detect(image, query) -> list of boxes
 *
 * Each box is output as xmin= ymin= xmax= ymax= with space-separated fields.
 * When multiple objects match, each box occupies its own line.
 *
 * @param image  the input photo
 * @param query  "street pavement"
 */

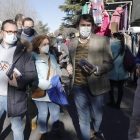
xmin=0 ymin=84 xmax=136 ymax=140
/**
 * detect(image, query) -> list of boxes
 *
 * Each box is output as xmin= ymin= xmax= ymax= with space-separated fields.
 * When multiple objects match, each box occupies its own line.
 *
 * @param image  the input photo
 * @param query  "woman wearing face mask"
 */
xmin=107 ymin=33 xmax=128 ymax=109
xmin=31 ymin=35 xmax=63 ymax=140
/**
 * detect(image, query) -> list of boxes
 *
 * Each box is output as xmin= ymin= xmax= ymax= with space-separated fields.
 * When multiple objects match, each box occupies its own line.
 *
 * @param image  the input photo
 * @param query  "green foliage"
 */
xmin=59 ymin=0 xmax=117 ymax=28
xmin=59 ymin=0 xmax=88 ymax=26
xmin=35 ymin=21 xmax=50 ymax=35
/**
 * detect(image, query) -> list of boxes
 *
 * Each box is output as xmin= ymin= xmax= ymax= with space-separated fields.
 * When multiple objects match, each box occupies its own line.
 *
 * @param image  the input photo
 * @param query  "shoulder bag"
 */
xmin=123 ymin=46 xmax=135 ymax=72
xmin=30 ymin=57 xmax=51 ymax=98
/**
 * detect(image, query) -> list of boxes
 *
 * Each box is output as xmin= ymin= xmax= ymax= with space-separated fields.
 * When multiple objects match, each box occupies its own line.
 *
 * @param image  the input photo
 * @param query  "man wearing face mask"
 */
xmin=67 ymin=14 xmax=114 ymax=140
xmin=21 ymin=17 xmax=38 ymax=130
xmin=15 ymin=13 xmax=25 ymax=37
xmin=21 ymin=17 xmax=38 ymax=43
xmin=0 ymin=20 xmax=37 ymax=140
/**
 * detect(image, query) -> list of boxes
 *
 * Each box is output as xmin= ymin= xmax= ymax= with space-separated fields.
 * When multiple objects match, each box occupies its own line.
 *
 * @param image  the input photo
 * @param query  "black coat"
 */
xmin=0 ymin=38 xmax=37 ymax=117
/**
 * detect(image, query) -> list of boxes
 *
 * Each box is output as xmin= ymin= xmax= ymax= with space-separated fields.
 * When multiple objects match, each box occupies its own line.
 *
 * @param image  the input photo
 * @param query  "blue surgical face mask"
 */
xmin=41 ymin=45 xmax=49 ymax=54
xmin=4 ymin=33 xmax=17 ymax=45
xmin=24 ymin=27 xmax=34 ymax=36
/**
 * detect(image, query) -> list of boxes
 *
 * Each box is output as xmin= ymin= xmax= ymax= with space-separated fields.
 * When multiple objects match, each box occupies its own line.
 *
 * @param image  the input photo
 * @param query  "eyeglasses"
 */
xmin=24 ymin=26 xmax=34 ymax=29
xmin=3 ymin=30 xmax=17 ymax=35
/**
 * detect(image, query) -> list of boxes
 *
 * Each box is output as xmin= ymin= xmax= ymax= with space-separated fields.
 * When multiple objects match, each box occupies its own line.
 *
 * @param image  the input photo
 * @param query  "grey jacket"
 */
xmin=69 ymin=33 xmax=114 ymax=96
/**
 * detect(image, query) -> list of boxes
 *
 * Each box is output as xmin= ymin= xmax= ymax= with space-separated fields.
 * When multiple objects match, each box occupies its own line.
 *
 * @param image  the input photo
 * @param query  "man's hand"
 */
xmin=67 ymin=64 xmax=73 ymax=75
xmin=13 ymin=72 xmax=19 ymax=79
xmin=82 ymin=65 xmax=97 ymax=74
xmin=61 ymin=51 xmax=64 ymax=56
xmin=8 ymin=73 xmax=18 ymax=87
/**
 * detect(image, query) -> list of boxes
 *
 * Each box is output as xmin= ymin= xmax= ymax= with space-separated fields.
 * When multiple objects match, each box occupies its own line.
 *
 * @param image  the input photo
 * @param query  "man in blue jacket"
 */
xmin=0 ymin=20 xmax=37 ymax=140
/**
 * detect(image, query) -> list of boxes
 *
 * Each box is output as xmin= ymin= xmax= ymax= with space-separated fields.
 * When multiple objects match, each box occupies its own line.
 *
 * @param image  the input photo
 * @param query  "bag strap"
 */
xmin=113 ymin=50 xmax=121 ymax=61
xmin=47 ymin=58 xmax=51 ymax=80
xmin=13 ymin=50 xmax=26 ymax=64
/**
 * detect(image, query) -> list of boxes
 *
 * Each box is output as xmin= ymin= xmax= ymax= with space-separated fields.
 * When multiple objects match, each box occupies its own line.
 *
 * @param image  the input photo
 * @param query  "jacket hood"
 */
xmin=19 ymin=37 xmax=32 ymax=52
xmin=113 ymin=7 xmax=123 ymax=16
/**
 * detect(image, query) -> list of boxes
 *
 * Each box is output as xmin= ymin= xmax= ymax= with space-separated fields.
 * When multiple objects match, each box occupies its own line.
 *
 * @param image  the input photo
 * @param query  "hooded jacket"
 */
xmin=0 ymin=38 xmax=37 ymax=117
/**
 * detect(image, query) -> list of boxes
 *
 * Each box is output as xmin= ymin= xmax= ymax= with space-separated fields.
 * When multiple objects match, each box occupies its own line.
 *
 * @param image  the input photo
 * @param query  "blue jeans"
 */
xmin=73 ymin=85 xmax=104 ymax=140
xmin=0 ymin=95 xmax=24 ymax=140
xmin=35 ymin=101 xmax=60 ymax=133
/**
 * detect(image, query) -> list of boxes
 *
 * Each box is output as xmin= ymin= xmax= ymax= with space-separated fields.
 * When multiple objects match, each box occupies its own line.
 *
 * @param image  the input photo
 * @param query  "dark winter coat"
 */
xmin=0 ymin=38 xmax=37 ymax=117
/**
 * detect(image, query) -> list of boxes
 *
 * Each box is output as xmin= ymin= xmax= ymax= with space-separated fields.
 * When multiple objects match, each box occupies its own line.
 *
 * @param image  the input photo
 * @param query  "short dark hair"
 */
xmin=113 ymin=33 xmax=125 ymax=56
xmin=58 ymin=33 xmax=62 ymax=36
xmin=61 ymin=39 xmax=66 ymax=43
xmin=22 ymin=17 xmax=34 ymax=26
xmin=15 ymin=14 xmax=24 ymax=23
xmin=1 ymin=20 xmax=17 ymax=30
xmin=76 ymin=14 xmax=94 ymax=26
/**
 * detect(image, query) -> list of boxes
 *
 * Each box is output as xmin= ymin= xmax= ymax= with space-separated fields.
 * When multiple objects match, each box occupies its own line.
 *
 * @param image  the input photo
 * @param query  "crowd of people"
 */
xmin=0 ymin=13 xmax=139 ymax=140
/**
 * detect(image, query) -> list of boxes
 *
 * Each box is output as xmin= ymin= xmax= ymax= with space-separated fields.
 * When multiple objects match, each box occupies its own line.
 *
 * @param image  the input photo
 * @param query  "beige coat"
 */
xmin=69 ymin=33 xmax=114 ymax=96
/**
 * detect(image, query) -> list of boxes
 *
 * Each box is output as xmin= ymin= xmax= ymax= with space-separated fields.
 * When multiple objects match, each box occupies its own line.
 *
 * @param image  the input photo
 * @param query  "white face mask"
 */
xmin=4 ymin=33 xmax=17 ymax=45
xmin=41 ymin=45 xmax=49 ymax=54
xmin=79 ymin=27 xmax=91 ymax=38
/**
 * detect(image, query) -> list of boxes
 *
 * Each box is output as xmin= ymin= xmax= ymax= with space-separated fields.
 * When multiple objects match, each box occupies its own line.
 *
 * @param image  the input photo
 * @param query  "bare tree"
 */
xmin=0 ymin=0 xmax=38 ymax=23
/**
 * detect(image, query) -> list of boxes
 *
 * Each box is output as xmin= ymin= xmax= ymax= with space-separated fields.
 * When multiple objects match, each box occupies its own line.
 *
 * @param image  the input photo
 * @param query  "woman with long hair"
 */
xmin=31 ymin=35 xmax=63 ymax=140
xmin=107 ymin=33 xmax=128 ymax=109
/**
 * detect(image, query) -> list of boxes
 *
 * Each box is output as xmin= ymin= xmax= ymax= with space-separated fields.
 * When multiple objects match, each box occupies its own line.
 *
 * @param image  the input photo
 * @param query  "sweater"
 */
xmin=0 ymin=44 xmax=16 ymax=96
xmin=74 ymin=40 xmax=90 ymax=86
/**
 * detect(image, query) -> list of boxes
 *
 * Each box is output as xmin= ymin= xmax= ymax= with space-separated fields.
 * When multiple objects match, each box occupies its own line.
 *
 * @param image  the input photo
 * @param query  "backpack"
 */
xmin=123 ymin=46 xmax=135 ymax=72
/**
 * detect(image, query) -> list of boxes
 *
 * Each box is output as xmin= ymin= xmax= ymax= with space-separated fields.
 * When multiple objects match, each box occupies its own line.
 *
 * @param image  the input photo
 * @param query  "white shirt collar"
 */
xmin=79 ymin=34 xmax=91 ymax=44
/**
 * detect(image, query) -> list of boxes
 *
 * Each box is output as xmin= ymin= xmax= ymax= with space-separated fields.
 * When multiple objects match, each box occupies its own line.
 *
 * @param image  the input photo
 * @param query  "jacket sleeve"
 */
xmin=53 ymin=55 xmax=62 ymax=76
xmin=60 ymin=44 xmax=69 ymax=63
xmin=97 ymin=37 xmax=114 ymax=75
xmin=37 ymin=65 xmax=52 ymax=90
xmin=68 ymin=40 xmax=73 ymax=65
xmin=17 ymin=52 xmax=37 ymax=90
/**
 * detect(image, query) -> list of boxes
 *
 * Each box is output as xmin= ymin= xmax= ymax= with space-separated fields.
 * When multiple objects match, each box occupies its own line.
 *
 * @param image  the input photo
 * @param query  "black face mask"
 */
xmin=24 ymin=27 xmax=34 ymax=36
